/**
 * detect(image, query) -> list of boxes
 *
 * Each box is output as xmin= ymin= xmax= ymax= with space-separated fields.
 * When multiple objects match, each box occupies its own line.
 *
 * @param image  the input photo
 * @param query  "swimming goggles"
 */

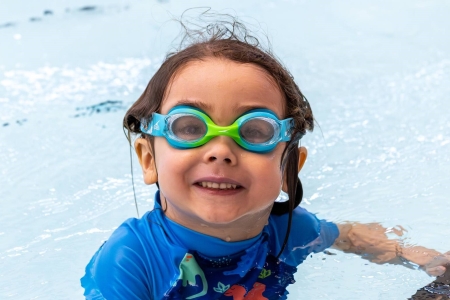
xmin=140 ymin=105 xmax=296 ymax=153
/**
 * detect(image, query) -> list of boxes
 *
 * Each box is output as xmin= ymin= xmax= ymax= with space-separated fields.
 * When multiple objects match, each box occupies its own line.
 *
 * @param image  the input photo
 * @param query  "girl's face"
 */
xmin=150 ymin=58 xmax=287 ymax=233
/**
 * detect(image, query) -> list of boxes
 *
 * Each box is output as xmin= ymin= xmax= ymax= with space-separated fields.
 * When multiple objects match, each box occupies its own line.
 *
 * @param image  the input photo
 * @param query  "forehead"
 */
xmin=160 ymin=58 xmax=285 ymax=120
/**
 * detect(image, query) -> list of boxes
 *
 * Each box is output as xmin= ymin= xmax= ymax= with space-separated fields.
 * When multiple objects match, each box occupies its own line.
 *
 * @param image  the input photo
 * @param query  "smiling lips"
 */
xmin=197 ymin=182 xmax=240 ymax=190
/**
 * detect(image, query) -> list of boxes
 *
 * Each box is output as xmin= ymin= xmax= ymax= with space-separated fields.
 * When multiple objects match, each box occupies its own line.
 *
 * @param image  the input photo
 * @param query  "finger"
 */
xmin=426 ymin=266 xmax=446 ymax=277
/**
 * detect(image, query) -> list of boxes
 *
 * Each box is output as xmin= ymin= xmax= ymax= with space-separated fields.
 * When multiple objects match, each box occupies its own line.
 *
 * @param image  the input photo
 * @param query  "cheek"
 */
xmin=153 ymin=140 xmax=197 ymax=180
xmin=249 ymin=148 xmax=284 ymax=188
xmin=258 ymin=157 xmax=282 ymax=176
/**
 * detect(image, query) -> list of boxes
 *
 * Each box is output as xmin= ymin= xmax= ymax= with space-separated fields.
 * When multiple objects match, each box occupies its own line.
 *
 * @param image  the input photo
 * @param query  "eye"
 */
xmin=171 ymin=115 xmax=206 ymax=141
xmin=240 ymin=118 xmax=275 ymax=144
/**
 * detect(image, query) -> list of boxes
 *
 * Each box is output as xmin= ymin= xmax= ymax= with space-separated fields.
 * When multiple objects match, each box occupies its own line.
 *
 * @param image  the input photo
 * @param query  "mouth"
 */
xmin=195 ymin=181 xmax=242 ymax=190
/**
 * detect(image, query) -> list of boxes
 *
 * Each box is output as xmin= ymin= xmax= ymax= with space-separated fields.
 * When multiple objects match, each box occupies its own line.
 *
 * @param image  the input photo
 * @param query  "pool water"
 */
xmin=1 ymin=0 xmax=449 ymax=299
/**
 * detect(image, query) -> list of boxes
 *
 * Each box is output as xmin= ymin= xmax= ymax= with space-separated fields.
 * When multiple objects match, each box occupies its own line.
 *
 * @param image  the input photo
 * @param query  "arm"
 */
xmin=333 ymin=222 xmax=450 ymax=276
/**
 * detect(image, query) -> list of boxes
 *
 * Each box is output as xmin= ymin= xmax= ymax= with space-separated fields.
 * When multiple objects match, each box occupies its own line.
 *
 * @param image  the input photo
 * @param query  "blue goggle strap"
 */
xmin=140 ymin=112 xmax=167 ymax=137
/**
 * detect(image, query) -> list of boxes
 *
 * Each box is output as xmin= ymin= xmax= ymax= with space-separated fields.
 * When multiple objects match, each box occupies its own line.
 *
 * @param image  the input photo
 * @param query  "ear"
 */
xmin=134 ymin=138 xmax=158 ymax=185
xmin=282 ymin=146 xmax=308 ymax=192
xmin=298 ymin=146 xmax=308 ymax=172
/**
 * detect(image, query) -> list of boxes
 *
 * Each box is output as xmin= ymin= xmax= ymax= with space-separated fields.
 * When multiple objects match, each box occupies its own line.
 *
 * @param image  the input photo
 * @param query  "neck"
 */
xmin=160 ymin=195 xmax=272 ymax=242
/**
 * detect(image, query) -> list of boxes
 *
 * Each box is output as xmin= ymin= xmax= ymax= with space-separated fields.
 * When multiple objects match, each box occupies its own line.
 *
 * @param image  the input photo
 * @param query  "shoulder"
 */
xmin=81 ymin=211 xmax=165 ymax=299
xmin=265 ymin=207 xmax=339 ymax=265
xmin=267 ymin=206 xmax=322 ymax=243
xmin=97 ymin=217 xmax=148 ymax=267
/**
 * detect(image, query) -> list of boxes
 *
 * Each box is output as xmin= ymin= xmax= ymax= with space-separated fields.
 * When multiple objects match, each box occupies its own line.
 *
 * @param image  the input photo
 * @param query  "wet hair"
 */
xmin=123 ymin=13 xmax=314 ymax=257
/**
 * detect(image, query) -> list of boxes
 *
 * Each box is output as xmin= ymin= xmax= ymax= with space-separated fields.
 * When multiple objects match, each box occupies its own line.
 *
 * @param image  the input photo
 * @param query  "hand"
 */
xmin=422 ymin=251 xmax=450 ymax=277
xmin=400 ymin=247 xmax=449 ymax=276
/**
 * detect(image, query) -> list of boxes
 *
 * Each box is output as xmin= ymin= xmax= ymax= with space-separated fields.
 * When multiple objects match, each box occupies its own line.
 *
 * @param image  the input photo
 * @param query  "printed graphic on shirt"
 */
xmin=171 ymin=253 xmax=208 ymax=299
xmin=225 ymin=282 xmax=268 ymax=299
xmin=164 ymin=247 xmax=297 ymax=300
xmin=213 ymin=282 xmax=230 ymax=293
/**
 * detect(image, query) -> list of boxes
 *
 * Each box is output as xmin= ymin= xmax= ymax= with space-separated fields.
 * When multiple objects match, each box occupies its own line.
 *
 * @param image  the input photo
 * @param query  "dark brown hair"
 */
xmin=123 ymin=15 xmax=314 ymax=256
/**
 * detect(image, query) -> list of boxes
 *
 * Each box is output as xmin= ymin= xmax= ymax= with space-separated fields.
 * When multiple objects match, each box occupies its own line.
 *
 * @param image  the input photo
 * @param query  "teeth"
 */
xmin=198 ymin=182 xmax=239 ymax=190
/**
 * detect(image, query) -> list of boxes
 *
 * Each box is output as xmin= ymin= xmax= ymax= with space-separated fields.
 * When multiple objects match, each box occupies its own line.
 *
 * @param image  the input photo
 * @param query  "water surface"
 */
xmin=1 ymin=0 xmax=449 ymax=299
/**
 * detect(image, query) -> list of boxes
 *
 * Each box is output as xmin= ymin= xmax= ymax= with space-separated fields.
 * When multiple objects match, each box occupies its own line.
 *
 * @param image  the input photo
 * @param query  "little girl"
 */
xmin=81 ymin=20 xmax=449 ymax=299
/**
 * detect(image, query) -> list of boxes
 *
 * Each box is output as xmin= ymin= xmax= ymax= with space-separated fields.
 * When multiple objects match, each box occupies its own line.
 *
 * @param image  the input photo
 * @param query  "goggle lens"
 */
xmin=170 ymin=114 xmax=206 ymax=142
xmin=239 ymin=117 xmax=275 ymax=144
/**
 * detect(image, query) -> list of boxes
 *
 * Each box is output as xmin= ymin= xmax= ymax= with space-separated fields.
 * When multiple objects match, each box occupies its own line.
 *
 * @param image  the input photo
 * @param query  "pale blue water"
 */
xmin=1 ymin=0 xmax=450 ymax=299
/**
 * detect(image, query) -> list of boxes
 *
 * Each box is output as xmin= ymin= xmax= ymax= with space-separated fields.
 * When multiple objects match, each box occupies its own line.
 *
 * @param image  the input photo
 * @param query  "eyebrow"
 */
xmin=174 ymin=99 xmax=274 ymax=115
xmin=174 ymin=99 xmax=214 ymax=112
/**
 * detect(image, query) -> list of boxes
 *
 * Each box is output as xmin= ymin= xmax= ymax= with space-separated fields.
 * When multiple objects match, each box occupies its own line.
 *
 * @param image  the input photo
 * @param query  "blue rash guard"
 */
xmin=81 ymin=191 xmax=339 ymax=299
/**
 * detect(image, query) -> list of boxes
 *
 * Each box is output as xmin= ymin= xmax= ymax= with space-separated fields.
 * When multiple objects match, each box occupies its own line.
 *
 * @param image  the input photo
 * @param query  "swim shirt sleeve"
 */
xmin=81 ymin=220 xmax=151 ymax=300
xmin=267 ymin=207 xmax=339 ymax=266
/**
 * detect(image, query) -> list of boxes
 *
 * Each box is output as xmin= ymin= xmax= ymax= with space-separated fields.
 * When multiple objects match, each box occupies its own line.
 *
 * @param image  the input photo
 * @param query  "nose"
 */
xmin=202 ymin=136 xmax=238 ymax=165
